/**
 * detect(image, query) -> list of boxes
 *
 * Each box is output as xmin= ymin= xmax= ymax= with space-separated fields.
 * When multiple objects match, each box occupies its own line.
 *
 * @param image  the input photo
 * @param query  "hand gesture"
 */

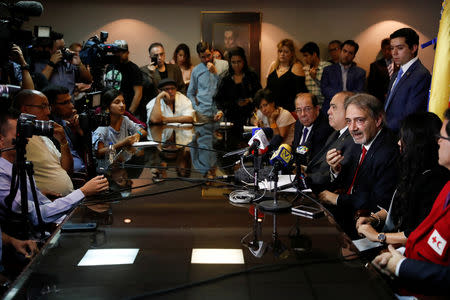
xmin=80 ymin=175 xmax=109 ymax=197
xmin=309 ymin=66 xmax=318 ymax=79
xmin=50 ymin=50 xmax=63 ymax=65
xmin=10 ymin=44 xmax=26 ymax=66
xmin=357 ymin=224 xmax=378 ymax=241
xmin=10 ymin=238 xmax=39 ymax=259
xmin=52 ymin=122 xmax=68 ymax=145
xmin=206 ymin=62 xmax=217 ymax=74
xmin=269 ymin=107 xmax=280 ymax=123
xmin=326 ymin=148 xmax=344 ymax=173
xmin=71 ymin=51 xmax=81 ymax=66
xmin=214 ymin=111 xmax=223 ymax=121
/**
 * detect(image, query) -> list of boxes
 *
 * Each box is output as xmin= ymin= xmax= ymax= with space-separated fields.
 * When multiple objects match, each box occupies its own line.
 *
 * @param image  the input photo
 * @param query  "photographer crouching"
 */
xmin=32 ymin=31 xmax=92 ymax=96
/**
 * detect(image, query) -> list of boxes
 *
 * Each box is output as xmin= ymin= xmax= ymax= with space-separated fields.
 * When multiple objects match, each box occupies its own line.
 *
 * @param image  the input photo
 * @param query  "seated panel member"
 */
xmin=356 ymin=112 xmax=448 ymax=246
xmin=305 ymin=91 xmax=355 ymax=191
xmin=0 ymin=112 xmax=109 ymax=227
xmin=371 ymin=109 xmax=450 ymax=297
xmin=92 ymin=89 xmax=147 ymax=158
xmin=292 ymin=93 xmax=333 ymax=165
xmin=146 ymin=78 xmax=195 ymax=125
xmin=318 ymin=93 xmax=399 ymax=237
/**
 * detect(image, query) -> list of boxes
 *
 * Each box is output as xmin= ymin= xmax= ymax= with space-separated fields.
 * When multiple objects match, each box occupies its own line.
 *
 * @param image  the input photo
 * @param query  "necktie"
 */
xmin=301 ymin=127 xmax=309 ymax=145
xmin=347 ymin=146 xmax=367 ymax=194
xmin=384 ymin=68 xmax=404 ymax=111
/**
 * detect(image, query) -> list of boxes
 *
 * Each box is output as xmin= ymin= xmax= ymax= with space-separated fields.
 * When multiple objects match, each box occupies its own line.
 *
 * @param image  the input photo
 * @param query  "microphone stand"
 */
xmin=258 ymin=162 xmax=292 ymax=211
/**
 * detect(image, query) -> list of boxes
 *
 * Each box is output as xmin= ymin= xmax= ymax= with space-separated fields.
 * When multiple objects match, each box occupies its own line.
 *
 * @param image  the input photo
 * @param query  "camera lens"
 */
xmin=34 ymin=120 xmax=54 ymax=137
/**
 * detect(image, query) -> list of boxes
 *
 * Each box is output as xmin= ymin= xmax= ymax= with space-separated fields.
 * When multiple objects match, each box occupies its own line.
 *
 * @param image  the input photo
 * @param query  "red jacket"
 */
xmin=405 ymin=181 xmax=450 ymax=266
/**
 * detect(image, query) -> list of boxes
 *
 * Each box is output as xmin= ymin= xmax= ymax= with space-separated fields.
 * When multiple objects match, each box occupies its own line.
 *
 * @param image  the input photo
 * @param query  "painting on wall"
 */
xmin=201 ymin=12 xmax=262 ymax=76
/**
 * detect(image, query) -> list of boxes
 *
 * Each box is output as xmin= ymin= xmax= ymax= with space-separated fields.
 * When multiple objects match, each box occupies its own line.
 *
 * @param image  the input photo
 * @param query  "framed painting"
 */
xmin=201 ymin=12 xmax=262 ymax=76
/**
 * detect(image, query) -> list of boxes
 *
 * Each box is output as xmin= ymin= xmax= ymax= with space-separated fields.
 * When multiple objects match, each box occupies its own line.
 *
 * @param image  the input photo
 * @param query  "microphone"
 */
xmin=295 ymin=145 xmax=309 ymax=166
xmin=270 ymin=144 xmax=293 ymax=169
xmin=12 ymin=1 xmax=44 ymax=17
xmin=244 ymin=128 xmax=270 ymax=156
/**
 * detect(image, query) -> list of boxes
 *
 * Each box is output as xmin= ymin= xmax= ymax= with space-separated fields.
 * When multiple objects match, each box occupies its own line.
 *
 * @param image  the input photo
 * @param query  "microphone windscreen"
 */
xmin=13 ymin=1 xmax=43 ymax=17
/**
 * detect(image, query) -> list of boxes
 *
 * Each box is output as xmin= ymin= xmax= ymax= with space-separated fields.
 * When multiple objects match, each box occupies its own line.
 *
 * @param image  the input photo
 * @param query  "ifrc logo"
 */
xmin=427 ymin=229 xmax=447 ymax=256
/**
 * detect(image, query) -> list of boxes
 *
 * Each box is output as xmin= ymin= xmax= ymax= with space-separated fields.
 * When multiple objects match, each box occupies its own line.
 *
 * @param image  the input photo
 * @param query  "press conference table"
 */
xmin=3 ymin=124 xmax=395 ymax=299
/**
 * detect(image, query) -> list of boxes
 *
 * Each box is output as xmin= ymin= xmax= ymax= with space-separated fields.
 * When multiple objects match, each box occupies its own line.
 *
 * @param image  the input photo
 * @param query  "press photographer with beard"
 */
xmin=32 ymin=31 xmax=92 ymax=96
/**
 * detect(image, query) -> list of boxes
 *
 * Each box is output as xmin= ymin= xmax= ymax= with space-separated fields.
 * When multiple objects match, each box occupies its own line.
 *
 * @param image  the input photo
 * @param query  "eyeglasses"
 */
xmin=55 ymin=100 xmax=72 ymax=105
xmin=328 ymin=47 xmax=340 ymax=52
xmin=295 ymin=107 xmax=313 ymax=113
xmin=436 ymin=134 xmax=450 ymax=141
xmin=24 ymin=104 xmax=51 ymax=110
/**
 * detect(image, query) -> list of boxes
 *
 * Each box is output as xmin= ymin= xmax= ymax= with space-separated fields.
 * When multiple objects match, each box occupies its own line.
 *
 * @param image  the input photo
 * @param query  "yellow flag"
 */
xmin=429 ymin=1 xmax=450 ymax=119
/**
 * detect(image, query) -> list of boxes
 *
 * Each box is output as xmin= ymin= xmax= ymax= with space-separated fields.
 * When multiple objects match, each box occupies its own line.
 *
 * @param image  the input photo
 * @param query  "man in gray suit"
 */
xmin=303 ymin=91 xmax=356 ymax=192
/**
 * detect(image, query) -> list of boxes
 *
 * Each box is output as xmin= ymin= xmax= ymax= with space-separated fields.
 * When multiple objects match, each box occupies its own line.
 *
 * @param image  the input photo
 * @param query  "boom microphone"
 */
xmin=12 ymin=1 xmax=44 ymax=17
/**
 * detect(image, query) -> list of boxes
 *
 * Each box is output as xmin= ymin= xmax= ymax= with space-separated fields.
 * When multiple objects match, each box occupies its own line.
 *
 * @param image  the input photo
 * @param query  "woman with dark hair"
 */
xmin=253 ymin=88 xmax=295 ymax=144
xmin=356 ymin=112 xmax=449 ymax=245
xmin=92 ymin=88 xmax=147 ymax=157
xmin=214 ymin=46 xmax=261 ymax=128
xmin=266 ymin=39 xmax=307 ymax=112
xmin=172 ymin=43 xmax=193 ymax=85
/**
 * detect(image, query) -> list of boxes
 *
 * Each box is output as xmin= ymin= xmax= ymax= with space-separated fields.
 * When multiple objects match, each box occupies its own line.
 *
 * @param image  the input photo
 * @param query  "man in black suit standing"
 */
xmin=291 ymin=93 xmax=333 ymax=166
xmin=384 ymin=28 xmax=431 ymax=133
xmin=305 ymin=91 xmax=355 ymax=192
xmin=318 ymin=93 xmax=399 ymax=236
xmin=367 ymin=38 xmax=393 ymax=103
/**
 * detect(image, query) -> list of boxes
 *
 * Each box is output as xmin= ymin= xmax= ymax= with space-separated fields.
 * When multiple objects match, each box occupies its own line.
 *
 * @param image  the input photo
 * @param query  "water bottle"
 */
xmin=108 ymin=142 xmax=116 ymax=164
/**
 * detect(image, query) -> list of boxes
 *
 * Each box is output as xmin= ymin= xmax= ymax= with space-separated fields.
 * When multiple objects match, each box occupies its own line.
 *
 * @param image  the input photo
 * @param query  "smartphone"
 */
xmin=291 ymin=205 xmax=324 ymax=219
xmin=151 ymin=56 xmax=158 ymax=65
xmin=61 ymin=222 xmax=97 ymax=232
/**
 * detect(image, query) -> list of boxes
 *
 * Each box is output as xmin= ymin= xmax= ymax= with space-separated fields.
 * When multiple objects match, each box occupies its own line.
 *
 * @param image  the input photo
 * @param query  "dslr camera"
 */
xmin=16 ymin=113 xmax=54 ymax=141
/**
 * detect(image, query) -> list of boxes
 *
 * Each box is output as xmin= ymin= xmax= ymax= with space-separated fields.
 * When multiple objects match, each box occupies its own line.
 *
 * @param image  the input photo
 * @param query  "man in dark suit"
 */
xmin=305 ymin=91 xmax=355 ymax=192
xmin=320 ymin=40 xmax=366 ymax=114
xmin=318 ymin=93 xmax=399 ymax=237
xmin=367 ymin=38 xmax=392 ymax=103
xmin=291 ymin=93 xmax=333 ymax=166
xmin=384 ymin=28 xmax=431 ymax=133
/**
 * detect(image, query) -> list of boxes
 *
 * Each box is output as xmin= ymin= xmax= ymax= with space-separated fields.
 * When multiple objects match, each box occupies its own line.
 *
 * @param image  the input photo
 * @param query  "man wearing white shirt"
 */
xmin=147 ymin=78 xmax=195 ymax=125
xmin=384 ymin=28 xmax=431 ymax=133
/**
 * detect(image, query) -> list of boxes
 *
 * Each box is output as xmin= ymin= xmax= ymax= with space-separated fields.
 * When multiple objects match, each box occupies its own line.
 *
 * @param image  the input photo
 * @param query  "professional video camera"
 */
xmin=0 ymin=1 xmax=44 ymax=62
xmin=79 ymin=31 xmax=120 ymax=90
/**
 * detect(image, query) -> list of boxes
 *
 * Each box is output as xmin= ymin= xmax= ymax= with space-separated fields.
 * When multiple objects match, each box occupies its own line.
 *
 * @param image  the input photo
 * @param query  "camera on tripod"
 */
xmin=16 ymin=113 xmax=54 ymax=141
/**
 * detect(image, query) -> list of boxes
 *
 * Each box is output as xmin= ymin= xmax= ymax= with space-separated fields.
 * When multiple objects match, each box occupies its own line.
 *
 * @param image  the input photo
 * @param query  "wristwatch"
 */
xmin=377 ymin=232 xmax=386 ymax=243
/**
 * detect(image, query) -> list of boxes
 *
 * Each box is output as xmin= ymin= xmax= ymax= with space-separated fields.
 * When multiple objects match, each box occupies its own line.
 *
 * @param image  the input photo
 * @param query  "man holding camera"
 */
xmin=33 ymin=31 xmax=92 ymax=96
xmin=12 ymin=89 xmax=75 ymax=196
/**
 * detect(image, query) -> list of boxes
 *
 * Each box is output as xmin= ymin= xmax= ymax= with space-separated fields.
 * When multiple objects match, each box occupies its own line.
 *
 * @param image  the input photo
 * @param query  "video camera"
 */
xmin=79 ymin=31 xmax=119 ymax=66
xmin=0 ymin=1 xmax=44 ymax=62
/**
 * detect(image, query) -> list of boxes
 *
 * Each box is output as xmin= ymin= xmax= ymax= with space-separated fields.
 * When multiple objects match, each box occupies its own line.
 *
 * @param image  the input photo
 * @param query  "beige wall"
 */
xmin=26 ymin=0 xmax=440 ymax=85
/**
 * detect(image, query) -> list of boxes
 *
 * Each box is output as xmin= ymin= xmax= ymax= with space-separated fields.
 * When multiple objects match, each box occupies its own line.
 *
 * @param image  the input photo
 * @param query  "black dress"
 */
xmin=214 ymin=69 xmax=262 ymax=127
xmin=266 ymin=64 xmax=307 ymax=112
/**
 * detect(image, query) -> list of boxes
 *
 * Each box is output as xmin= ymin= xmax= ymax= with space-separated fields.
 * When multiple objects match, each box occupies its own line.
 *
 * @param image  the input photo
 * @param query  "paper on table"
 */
xmin=258 ymin=175 xmax=312 ymax=193
xmin=352 ymin=238 xmax=382 ymax=252
xmin=132 ymin=141 xmax=159 ymax=147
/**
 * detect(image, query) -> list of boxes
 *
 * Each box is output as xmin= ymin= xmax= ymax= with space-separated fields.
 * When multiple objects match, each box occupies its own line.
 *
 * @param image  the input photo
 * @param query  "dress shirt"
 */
xmin=303 ymin=61 xmax=331 ymax=105
xmin=146 ymin=92 xmax=195 ymax=125
xmin=0 ymin=157 xmax=85 ymax=225
xmin=187 ymin=59 xmax=228 ymax=117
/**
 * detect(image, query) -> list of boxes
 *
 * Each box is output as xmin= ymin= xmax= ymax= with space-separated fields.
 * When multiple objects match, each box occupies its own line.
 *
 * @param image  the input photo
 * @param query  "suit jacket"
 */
xmin=320 ymin=63 xmax=366 ymax=113
xmin=292 ymin=111 xmax=334 ymax=165
xmin=332 ymin=128 xmax=399 ymax=236
xmin=385 ymin=59 xmax=431 ymax=132
xmin=397 ymin=258 xmax=450 ymax=296
xmin=306 ymin=128 xmax=355 ymax=192
xmin=367 ymin=58 xmax=390 ymax=103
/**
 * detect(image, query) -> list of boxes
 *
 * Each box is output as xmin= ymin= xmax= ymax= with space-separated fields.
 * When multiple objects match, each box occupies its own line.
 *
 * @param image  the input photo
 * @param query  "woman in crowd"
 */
xmin=266 ymin=39 xmax=307 ymax=112
xmin=356 ymin=112 xmax=449 ymax=245
xmin=254 ymin=88 xmax=295 ymax=145
xmin=92 ymin=89 xmax=147 ymax=157
xmin=212 ymin=48 xmax=224 ymax=60
xmin=172 ymin=43 xmax=194 ymax=85
xmin=214 ymin=46 xmax=261 ymax=129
